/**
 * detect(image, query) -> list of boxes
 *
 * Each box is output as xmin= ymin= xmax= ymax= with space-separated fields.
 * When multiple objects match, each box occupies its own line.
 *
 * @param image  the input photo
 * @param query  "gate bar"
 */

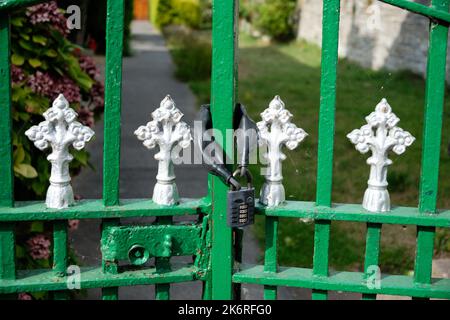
xmin=313 ymin=0 xmax=341 ymax=300
xmin=379 ymin=0 xmax=450 ymax=24
xmin=210 ymin=0 xmax=238 ymax=300
xmin=101 ymin=0 xmax=125 ymax=300
xmin=263 ymin=216 xmax=278 ymax=300
xmin=0 ymin=12 xmax=13 ymax=208
xmin=362 ymin=223 xmax=382 ymax=300
xmin=0 ymin=12 xmax=16 ymax=291
xmin=414 ymin=0 xmax=449 ymax=295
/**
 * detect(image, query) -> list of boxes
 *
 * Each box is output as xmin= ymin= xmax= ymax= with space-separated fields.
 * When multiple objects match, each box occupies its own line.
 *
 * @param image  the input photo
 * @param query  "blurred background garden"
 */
xmin=9 ymin=0 xmax=450 ymax=299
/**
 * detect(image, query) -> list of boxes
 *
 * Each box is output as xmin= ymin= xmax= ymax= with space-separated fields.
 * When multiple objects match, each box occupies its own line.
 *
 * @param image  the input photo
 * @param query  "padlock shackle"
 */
xmin=233 ymin=167 xmax=253 ymax=189
xmin=198 ymin=105 xmax=240 ymax=190
xmin=197 ymin=104 xmax=258 ymax=191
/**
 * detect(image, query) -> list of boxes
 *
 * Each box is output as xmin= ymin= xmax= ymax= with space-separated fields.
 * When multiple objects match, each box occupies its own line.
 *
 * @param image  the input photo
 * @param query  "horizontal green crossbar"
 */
xmin=0 ymin=263 xmax=197 ymax=294
xmin=256 ymin=201 xmax=450 ymax=227
xmin=0 ymin=198 xmax=210 ymax=221
xmin=233 ymin=265 xmax=450 ymax=299
xmin=380 ymin=0 xmax=450 ymax=23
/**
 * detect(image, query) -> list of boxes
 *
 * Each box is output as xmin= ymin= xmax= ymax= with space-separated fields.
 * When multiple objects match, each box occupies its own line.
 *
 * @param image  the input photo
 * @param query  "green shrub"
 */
xmin=164 ymin=27 xmax=211 ymax=81
xmin=240 ymin=0 xmax=255 ymax=22
xmin=256 ymin=0 xmax=297 ymax=41
xmin=156 ymin=0 xmax=202 ymax=29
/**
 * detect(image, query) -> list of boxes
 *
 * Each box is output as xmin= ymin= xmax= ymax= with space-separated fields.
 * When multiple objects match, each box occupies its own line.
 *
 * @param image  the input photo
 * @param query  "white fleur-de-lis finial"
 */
xmin=347 ymin=98 xmax=415 ymax=212
xmin=257 ymin=96 xmax=308 ymax=207
xmin=25 ymin=94 xmax=94 ymax=209
xmin=134 ymin=95 xmax=192 ymax=206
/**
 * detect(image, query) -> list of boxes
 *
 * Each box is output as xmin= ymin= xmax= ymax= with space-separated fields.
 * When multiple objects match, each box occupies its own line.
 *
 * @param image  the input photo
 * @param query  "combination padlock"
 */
xmin=227 ymin=168 xmax=255 ymax=228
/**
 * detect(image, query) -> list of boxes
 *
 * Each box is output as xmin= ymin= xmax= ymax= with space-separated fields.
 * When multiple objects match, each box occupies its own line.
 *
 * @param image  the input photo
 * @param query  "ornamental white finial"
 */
xmin=25 ymin=94 xmax=95 ymax=209
xmin=134 ymin=95 xmax=192 ymax=206
xmin=347 ymin=98 xmax=415 ymax=212
xmin=257 ymin=96 xmax=308 ymax=207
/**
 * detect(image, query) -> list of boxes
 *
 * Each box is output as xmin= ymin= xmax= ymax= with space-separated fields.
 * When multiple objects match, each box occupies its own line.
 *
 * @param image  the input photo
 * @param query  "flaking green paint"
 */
xmin=101 ymin=224 xmax=202 ymax=262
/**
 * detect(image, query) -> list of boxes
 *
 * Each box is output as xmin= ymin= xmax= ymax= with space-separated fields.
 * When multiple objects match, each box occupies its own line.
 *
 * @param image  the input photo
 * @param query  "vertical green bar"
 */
xmin=210 ymin=0 xmax=238 ymax=300
xmin=0 ymin=222 xmax=15 ymax=280
xmin=53 ymin=221 xmax=68 ymax=275
xmin=315 ymin=0 xmax=340 ymax=207
xmin=0 ymin=12 xmax=13 ymax=208
xmin=102 ymin=219 xmax=120 ymax=300
xmin=101 ymin=0 xmax=124 ymax=300
xmin=0 ymin=13 xmax=16 ymax=298
xmin=418 ymin=0 xmax=449 ymax=214
xmin=103 ymin=0 xmax=124 ymax=207
xmin=233 ymin=228 xmax=243 ymax=299
xmin=312 ymin=220 xmax=330 ymax=300
xmin=263 ymin=216 xmax=278 ymax=300
xmin=362 ymin=223 xmax=382 ymax=300
xmin=53 ymin=221 xmax=68 ymax=300
xmin=414 ymin=0 xmax=449 ymax=296
xmin=313 ymin=0 xmax=340 ymax=301
xmin=155 ymin=216 xmax=172 ymax=300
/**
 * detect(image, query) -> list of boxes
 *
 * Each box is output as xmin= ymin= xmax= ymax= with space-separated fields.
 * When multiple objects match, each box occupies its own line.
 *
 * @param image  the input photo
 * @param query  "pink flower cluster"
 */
xmin=90 ymin=83 xmax=105 ymax=110
xmin=76 ymin=51 xmax=105 ymax=112
xmin=11 ymin=65 xmax=26 ymax=84
xmin=68 ymin=219 xmax=80 ymax=232
xmin=18 ymin=293 xmax=32 ymax=300
xmin=26 ymin=1 xmax=68 ymax=35
xmin=28 ymin=71 xmax=81 ymax=104
xmin=78 ymin=54 xmax=100 ymax=80
xmin=77 ymin=107 xmax=95 ymax=128
xmin=26 ymin=234 xmax=51 ymax=260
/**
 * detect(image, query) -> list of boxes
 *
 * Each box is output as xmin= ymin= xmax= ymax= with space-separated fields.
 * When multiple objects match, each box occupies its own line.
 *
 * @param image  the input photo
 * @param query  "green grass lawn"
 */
xmin=165 ymin=30 xmax=450 ymax=274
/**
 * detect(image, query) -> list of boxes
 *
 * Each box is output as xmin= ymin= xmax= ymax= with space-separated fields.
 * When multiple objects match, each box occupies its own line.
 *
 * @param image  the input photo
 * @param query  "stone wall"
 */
xmin=297 ymin=0 xmax=450 ymax=80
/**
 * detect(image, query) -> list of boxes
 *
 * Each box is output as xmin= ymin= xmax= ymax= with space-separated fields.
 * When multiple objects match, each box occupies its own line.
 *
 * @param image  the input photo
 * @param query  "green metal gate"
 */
xmin=0 ymin=0 xmax=450 ymax=300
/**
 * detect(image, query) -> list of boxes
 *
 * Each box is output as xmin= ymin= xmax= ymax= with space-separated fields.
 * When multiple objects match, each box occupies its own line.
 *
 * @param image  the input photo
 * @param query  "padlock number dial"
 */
xmin=227 ymin=188 xmax=255 ymax=228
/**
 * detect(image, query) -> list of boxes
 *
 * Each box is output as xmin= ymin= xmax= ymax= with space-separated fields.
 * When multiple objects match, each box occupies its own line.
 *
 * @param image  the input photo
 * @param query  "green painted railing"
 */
xmin=233 ymin=0 xmax=450 ymax=301
xmin=1 ymin=0 xmax=450 ymax=300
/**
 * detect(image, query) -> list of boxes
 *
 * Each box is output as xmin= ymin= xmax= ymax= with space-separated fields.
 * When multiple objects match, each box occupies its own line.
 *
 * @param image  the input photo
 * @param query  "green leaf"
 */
xmin=20 ymin=33 xmax=30 ymax=41
xmin=73 ymin=150 xmax=88 ymax=166
xmin=18 ymin=39 xmax=34 ymax=51
xmin=18 ymin=112 xmax=31 ymax=121
xmin=45 ymin=49 xmax=58 ymax=58
xmin=28 ymin=58 xmax=42 ymax=68
xmin=30 ymin=221 xmax=44 ymax=233
xmin=12 ymin=86 xmax=32 ymax=103
xmin=11 ymin=53 xmax=25 ymax=66
xmin=32 ymin=35 xmax=47 ymax=46
xmin=14 ymin=145 xmax=25 ymax=165
xmin=11 ymin=17 xmax=24 ymax=27
xmin=31 ymin=180 xmax=47 ymax=196
xmin=14 ymin=163 xmax=38 ymax=179
xmin=16 ymin=245 xmax=26 ymax=258
xmin=32 ymin=291 xmax=47 ymax=300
